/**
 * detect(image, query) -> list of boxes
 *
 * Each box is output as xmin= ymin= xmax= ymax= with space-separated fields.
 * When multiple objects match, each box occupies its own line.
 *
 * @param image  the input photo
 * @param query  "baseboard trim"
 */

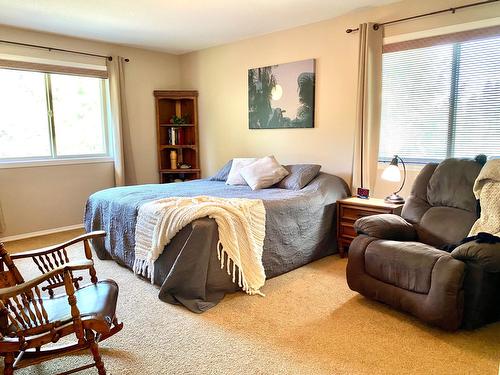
xmin=0 ymin=224 xmax=84 ymax=242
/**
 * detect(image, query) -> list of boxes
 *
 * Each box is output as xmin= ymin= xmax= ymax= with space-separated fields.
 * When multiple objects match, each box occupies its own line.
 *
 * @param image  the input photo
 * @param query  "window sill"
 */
xmin=0 ymin=157 xmax=114 ymax=169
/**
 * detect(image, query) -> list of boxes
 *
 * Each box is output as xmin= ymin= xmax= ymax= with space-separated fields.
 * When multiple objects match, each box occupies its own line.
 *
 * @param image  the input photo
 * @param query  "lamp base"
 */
xmin=384 ymin=193 xmax=405 ymax=204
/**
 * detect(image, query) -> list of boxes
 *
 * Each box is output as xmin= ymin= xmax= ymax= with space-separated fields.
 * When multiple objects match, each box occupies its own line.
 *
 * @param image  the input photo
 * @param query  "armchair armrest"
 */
xmin=354 ymin=214 xmax=418 ymax=241
xmin=451 ymin=241 xmax=500 ymax=272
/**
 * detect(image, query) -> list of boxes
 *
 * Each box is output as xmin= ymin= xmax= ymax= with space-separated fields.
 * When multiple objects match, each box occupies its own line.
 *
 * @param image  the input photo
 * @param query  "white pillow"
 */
xmin=226 ymin=158 xmax=258 ymax=185
xmin=240 ymin=156 xmax=289 ymax=190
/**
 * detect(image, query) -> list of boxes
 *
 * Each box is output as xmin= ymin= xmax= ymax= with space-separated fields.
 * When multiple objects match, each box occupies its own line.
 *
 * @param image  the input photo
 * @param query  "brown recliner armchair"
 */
xmin=347 ymin=158 xmax=500 ymax=330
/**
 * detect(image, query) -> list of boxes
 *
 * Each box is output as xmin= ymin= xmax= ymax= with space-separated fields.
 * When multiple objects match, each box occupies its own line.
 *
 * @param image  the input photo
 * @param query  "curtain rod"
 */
xmin=0 ymin=39 xmax=130 ymax=62
xmin=346 ymin=0 xmax=499 ymax=33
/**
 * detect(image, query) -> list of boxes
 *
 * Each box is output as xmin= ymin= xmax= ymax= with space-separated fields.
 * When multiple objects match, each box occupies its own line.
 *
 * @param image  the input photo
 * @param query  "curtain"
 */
xmin=351 ymin=23 xmax=384 ymax=193
xmin=107 ymin=56 xmax=136 ymax=186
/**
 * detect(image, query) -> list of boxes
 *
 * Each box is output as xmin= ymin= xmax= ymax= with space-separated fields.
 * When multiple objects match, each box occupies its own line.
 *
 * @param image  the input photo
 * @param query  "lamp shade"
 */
xmin=382 ymin=155 xmax=406 ymax=204
xmin=381 ymin=164 xmax=401 ymax=182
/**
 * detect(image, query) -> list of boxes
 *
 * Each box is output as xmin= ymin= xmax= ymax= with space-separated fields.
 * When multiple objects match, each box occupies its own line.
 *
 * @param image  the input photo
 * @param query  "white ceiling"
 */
xmin=0 ymin=0 xmax=397 ymax=54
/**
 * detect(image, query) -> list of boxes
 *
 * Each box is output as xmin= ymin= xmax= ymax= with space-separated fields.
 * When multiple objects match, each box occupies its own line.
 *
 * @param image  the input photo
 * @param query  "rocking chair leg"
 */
xmin=87 ymin=330 xmax=106 ymax=375
xmin=4 ymin=353 xmax=14 ymax=375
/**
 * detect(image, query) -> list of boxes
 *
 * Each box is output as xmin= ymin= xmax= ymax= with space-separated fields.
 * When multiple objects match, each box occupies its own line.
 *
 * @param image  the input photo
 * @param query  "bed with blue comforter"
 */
xmin=84 ymin=172 xmax=349 ymax=312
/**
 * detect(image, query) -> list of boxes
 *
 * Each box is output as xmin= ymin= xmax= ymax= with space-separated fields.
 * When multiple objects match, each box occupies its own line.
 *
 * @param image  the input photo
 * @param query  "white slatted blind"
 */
xmin=454 ymin=37 xmax=500 ymax=158
xmin=379 ymin=32 xmax=500 ymax=163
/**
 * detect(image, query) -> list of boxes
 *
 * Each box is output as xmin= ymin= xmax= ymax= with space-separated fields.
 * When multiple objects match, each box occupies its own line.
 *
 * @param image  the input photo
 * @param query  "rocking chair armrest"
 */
xmin=10 ymin=231 xmax=106 ymax=261
xmin=0 ymin=260 xmax=94 ymax=299
xmin=59 ymin=259 xmax=95 ymax=272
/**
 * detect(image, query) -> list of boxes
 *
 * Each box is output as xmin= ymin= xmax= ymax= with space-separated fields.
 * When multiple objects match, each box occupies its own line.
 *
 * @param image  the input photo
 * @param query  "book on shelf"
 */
xmin=168 ymin=127 xmax=184 ymax=145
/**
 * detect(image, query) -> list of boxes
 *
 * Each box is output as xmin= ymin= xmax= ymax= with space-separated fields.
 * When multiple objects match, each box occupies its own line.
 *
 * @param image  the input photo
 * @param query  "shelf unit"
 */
xmin=154 ymin=90 xmax=200 ymax=184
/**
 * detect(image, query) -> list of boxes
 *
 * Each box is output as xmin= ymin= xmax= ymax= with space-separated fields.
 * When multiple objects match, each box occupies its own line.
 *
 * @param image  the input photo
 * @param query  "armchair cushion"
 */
xmin=365 ymin=240 xmax=448 ymax=294
xmin=44 ymin=280 xmax=119 ymax=326
xmin=347 ymin=235 xmax=466 ymax=330
xmin=451 ymin=241 xmax=500 ymax=272
xmin=354 ymin=214 xmax=417 ymax=241
xmin=427 ymin=158 xmax=482 ymax=213
xmin=417 ymin=206 xmax=478 ymax=247
xmin=2 ymin=280 xmax=118 ymax=337
xmin=1 ymin=279 xmax=119 ymax=337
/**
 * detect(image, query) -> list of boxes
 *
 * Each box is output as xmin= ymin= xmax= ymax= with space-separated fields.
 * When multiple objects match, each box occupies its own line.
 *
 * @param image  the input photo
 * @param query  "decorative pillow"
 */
xmin=240 ymin=156 xmax=289 ymax=190
xmin=209 ymin=160 xmax=233 ymax=181
xmin=226 ymin=158 xmax=258 ymax=185
xmin=276 ymin=164 xmax=321 ymax=190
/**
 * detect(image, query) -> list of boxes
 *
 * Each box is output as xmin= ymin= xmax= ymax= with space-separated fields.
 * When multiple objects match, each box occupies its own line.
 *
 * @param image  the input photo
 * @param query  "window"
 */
xmin=379 ymin=31 xmax=500 ymax=163
xmin=0 ymin=68 xmax=109 ymax=161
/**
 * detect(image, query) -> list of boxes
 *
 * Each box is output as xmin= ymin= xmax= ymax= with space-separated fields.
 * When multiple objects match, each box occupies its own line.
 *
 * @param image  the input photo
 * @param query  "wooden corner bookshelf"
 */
xmin=154 ymin=90 xmax=201 ymax=183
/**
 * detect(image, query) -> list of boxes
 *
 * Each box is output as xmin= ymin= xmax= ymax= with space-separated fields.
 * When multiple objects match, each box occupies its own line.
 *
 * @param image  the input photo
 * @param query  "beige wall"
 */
xmin=180 ymin=0 xmax=500 ymax=199
xmin=0 ymin=163 xmax=114 ymax=236
xmin=2 ymin=0 xmax=499 ymax=237
xmin=0 ymin=25 xmax=181 ymax=238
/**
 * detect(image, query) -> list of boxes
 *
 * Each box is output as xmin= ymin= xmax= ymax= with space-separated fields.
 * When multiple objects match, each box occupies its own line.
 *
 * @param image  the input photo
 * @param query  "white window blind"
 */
xmin=453 ymin=37 xmax=500 ymax=158
xmin=379 ymin=28 xmax=500 ymax=163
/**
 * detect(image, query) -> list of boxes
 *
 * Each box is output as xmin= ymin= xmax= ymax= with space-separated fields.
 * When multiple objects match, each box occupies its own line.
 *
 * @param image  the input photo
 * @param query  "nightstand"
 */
xmin=336 ymin=197 xmax=403 ymax=257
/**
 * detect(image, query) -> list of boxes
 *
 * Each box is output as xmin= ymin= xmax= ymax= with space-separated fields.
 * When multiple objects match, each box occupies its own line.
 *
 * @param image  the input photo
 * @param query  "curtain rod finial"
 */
xmin=107 ymin=56 xmax=113 ymax=61
xmin=124 ymin=58 xmax=130 ymax=62
xmin=346 ymin=28 xmax=353 ymax=33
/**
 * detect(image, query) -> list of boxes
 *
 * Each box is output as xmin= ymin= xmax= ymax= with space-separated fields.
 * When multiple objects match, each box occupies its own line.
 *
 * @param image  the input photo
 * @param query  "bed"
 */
xmin=84 ymin=172 xmax=350 ymax=312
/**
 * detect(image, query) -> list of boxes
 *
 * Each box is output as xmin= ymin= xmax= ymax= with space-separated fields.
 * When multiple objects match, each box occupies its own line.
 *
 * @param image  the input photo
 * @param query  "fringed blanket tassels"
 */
xmin=134 ymin=196 xmax=267 ymax=295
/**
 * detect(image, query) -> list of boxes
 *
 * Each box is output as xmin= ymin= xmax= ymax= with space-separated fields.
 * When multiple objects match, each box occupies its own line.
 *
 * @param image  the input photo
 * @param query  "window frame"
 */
xmin=0 ymin=69 xmax=112 ymax=168
xmin=378 ymin=32 xmax=500 ymax=164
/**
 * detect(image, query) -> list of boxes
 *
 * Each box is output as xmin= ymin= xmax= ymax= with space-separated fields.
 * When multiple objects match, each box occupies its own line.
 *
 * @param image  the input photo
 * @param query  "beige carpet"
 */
xmin=3 ymin=231 xmax=500 ymax=375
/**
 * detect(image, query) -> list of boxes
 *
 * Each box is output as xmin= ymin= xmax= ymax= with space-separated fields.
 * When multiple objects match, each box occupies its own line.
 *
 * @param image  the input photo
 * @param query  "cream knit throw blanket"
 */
xmin=134 ymin=196 xmax=266 ymax=295
xmin=469 ymin=160 xmax=500 ymax=237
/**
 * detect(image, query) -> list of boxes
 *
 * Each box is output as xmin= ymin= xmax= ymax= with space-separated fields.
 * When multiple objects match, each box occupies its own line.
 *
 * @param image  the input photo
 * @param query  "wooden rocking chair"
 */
xmin=0 ymin=231 xmax=123 ymax=374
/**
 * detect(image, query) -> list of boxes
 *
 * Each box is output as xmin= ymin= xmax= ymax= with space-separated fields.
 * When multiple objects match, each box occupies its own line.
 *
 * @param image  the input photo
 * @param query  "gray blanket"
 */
xmin=84 ymin=172 xmax=349 ymax=312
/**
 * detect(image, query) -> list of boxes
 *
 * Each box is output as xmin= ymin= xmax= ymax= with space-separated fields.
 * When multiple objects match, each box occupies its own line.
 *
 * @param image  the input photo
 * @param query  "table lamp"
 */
xmin=381 ymin=155 xmax=406 ymax=204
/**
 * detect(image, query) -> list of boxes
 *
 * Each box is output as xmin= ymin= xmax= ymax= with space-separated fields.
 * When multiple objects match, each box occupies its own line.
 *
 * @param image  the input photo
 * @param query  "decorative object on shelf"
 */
xmin=356 ymin=187 xmax=370 ymax=199
xmin=170 ymin=115 xmax=189 ymax=125
xmin=170 ymin=150 xmax=178 ymax=169
xmin=174 ymin=179 xmax=184 ymax=183
xmin=168 ymin=127 xmax=185 ymax=145
xmin=381 ymin=155 xmax=406 ymax=204
xmin=169 ymin=127 xmax=177 ymax=145
xmin=248 ymin=59 xmax=315 ymax=129
xmin=154 ymin=90 xmax=200 ymax=183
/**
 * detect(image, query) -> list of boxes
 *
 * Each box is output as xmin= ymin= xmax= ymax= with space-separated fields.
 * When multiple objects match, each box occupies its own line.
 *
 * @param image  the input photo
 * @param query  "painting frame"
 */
xmin=248 ymin=58 xmax=316 ymax=129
